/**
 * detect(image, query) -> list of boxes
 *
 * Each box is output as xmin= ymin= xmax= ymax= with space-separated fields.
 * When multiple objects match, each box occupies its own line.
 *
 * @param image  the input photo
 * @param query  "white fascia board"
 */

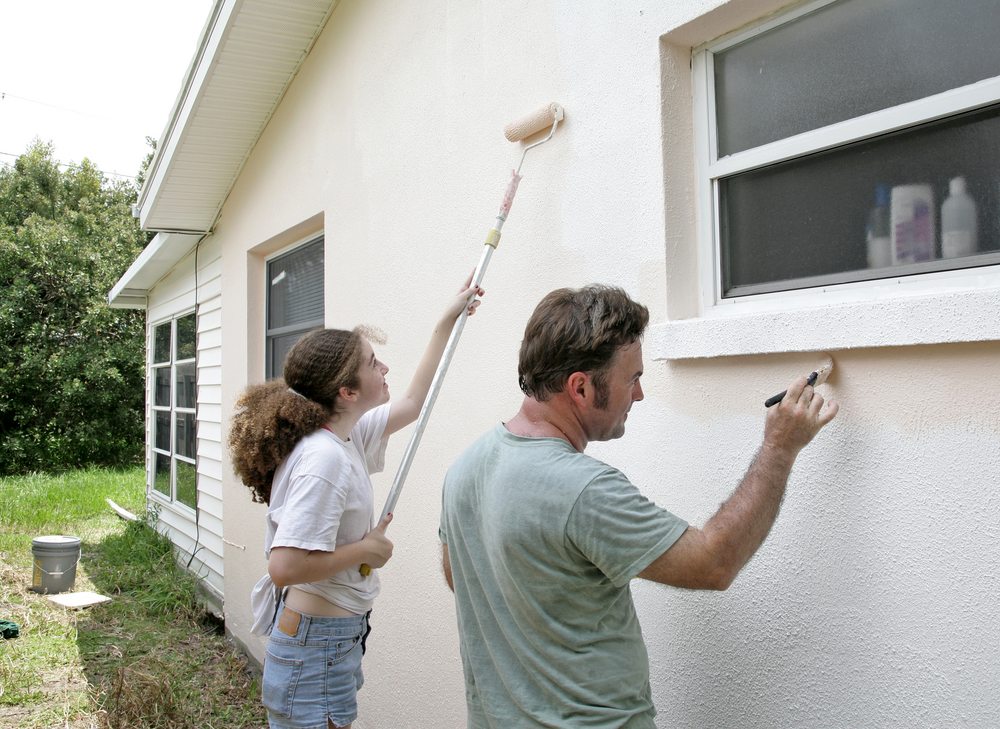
xmin=108 ymin=232 xmax=205 ymax=309
xmin=135 ymin=0 xmax=235 ymax=232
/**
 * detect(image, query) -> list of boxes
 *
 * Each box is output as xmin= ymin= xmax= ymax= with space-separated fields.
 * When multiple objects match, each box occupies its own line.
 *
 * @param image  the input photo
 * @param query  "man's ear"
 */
xmin=565 ymin=371 xmax=591 ymax=407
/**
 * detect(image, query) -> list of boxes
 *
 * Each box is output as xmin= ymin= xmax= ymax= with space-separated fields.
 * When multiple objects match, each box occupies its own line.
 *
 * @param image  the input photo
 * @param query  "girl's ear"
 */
xmin=338 ymin=385 xmax=358 ymax=403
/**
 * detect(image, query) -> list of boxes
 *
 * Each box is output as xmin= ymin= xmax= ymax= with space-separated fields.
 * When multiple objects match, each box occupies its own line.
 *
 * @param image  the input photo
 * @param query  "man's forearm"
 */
xmin=702 ymin=442 xmax=797 ymax=586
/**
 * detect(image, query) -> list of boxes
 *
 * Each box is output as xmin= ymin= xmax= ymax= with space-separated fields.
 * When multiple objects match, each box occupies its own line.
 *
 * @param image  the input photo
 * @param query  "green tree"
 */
xmin=0 ymin=141 xmax=146 ymax=474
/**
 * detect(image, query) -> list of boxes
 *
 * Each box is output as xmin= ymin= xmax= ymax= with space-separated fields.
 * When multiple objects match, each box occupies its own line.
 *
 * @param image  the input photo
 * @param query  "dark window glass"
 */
xmin=176 ymin=460 xmax=197 ymax=509
xmin=176 ymin=412 xmax=196 ymax=459
xmin=268 ymin=239 xmax=324 ymax=330
xmin=720 ymin=105 xmax=1000 ymax=297
xmin=715 ymin=0 xmax=1000 ymax=156
xmin=269 ymin=332 xmax=309 ymax=379
xmin=154 ymin=368 xmax=171 ymax=407
xmin=153 ymin=452 xmax=171 ymax=496
xmin=266 ymin=238 xmax=324 ymax=378
xmin=175 ymin=362 xmax=196 ymax=409
xmin=153 ymin=323 xmax=171 ymax=364
xmin=154 ymin=411 xmax=170 ymax=452
xmin=176 ymin=313 xmax=196 ymax=360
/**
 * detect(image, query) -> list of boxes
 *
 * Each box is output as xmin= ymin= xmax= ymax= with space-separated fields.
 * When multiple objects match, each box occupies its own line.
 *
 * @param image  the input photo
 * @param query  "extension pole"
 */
xmin=360 ymin=103 xmax=564 ymax=575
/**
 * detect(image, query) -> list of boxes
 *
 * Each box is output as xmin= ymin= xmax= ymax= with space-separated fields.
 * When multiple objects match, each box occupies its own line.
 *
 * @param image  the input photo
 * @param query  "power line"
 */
xmin=0 ymin=90 xmax=146 ymax=179
xmin=0 ymin=149 xmax=137 ymax=181
xmin=0 ymin=89 xmax=124 ymax=123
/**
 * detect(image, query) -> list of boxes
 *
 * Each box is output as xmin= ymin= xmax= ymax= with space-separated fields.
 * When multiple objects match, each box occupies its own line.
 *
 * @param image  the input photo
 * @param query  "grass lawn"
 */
xmin=0 ymin=467 xmax=265 ymax=728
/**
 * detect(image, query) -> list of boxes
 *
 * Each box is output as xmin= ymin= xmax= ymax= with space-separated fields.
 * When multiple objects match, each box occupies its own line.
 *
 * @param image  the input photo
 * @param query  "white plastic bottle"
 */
xmin=941 ymin=176 xmax=978 ymax=259
xmin=866 ymin=184 xmax=892 ymax=268
xmin=891 ymin=184 xmax=935 ymax=264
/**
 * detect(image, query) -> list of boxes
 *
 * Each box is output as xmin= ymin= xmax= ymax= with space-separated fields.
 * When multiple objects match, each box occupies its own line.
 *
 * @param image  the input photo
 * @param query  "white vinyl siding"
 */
xmin=146 ymin=238 xmax=224 ymax=606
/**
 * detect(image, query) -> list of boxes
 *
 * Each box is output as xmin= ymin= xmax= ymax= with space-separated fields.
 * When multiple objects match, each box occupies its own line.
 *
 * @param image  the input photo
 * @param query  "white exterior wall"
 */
xmin=212 ymin=1 xmax=1000 ymax=727
xmin=146 ymin=237 xmax=225 ymax=605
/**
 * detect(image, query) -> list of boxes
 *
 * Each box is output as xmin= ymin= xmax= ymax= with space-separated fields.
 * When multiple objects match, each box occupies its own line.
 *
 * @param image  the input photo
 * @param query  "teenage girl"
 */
xmin=229 ymin=278 xmax=483 ymax=729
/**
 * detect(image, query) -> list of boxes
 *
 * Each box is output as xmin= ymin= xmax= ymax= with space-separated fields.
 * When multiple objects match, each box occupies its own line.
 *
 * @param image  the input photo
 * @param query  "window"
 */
xmin=151 ymin=312 xmax=197 ymax=509
xmin=697 ymin=0 xmax=1000 ymax=301
xmin=266 ymin=237 xmax=324 ymax=377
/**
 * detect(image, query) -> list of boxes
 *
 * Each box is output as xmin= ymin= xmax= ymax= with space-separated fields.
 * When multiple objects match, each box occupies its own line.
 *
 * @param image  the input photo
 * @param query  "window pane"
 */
xmin=176 ymin=412 xmax=196 ymax=459
xmin=153 ymin=323 xmax=171 ymax=364
xmin=154 ymin=411 xmax=170 ymax=452
xmin=154 ymin=367 xmax=171 ymax=407
xmin=176 ymin=313 xmax=196 ymax=361
xmin=720 ymin=105 xmax=1000 ymax=297
xmin=175 ymin=362 xmax=196 ymax=409
xmin=176 ymin=459 xmax=197 ymax=509
xmin=268 ymin=238 xmax=324 ymax=330
xmin=153 ymin=452 xmax=171 ymax=496
xmin=715 ymin=0 xmax=1000 ymax=155
xmin=269 ymin=331 xmax=313 ymax=378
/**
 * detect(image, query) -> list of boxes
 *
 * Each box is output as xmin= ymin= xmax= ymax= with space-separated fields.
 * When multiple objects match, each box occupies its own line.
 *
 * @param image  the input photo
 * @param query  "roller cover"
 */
xmin=504 ymin=103 xmax=563 ymax=142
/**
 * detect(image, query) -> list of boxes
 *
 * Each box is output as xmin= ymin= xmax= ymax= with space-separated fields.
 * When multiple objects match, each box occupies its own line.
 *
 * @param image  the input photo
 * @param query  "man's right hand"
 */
xmin=639 ymin=375 xmax=839 ymax=591
xmin=763 ymin=374 xmax=839 ymax=459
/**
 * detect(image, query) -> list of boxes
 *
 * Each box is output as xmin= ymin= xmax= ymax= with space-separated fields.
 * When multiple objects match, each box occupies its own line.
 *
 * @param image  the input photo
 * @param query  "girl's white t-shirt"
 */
xmin=263 ymin=403 xmax=390 ymax=615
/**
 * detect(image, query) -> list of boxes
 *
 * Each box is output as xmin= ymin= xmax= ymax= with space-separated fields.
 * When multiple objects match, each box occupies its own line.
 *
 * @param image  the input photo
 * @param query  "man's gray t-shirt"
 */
xmin=440 ymin=425 xmax=688 ymax=728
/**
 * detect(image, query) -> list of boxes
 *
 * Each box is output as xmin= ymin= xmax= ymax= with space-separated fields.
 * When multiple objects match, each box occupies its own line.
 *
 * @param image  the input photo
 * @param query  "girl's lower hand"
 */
xmin=445 ymin=271 xmax=485 ymax=321
xmin=360 ymin=513 xmax=394 ymax=569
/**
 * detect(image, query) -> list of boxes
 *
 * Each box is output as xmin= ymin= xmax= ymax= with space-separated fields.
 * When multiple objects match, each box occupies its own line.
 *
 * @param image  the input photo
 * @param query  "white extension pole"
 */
xmin=360 ymin=104 xmax=563 ymax=575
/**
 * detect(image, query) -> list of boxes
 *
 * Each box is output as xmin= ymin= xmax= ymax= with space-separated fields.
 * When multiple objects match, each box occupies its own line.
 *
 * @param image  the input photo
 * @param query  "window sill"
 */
xmin=650 ymin=286 xmax=1000 ymax=360
xmin=148 ymin=490 xmax=197 ymax=518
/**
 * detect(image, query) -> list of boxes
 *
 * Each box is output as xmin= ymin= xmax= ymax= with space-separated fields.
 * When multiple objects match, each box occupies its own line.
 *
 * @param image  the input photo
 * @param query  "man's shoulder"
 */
xmin=452 ymin=424 xmax=589 ymax=461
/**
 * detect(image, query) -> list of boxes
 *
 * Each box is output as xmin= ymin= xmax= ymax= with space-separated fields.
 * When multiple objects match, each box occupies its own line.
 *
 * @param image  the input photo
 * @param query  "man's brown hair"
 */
xmin=517 ymin=285 xmax=649 ymax=406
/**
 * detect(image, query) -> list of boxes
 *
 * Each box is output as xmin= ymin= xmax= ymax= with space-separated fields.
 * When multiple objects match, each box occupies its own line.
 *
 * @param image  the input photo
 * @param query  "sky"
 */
xmin=0 ymin=0 xmax=214 ymax=182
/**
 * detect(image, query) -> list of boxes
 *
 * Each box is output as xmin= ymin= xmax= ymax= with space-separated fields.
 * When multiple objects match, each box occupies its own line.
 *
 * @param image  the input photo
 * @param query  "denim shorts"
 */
xmin=263 ymin=601 xmax=369 ymax=729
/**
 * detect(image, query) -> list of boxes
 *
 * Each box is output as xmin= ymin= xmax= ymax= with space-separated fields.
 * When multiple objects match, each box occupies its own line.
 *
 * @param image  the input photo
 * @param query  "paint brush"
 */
xmin=764 ymin=356 xmax=834 ymax=407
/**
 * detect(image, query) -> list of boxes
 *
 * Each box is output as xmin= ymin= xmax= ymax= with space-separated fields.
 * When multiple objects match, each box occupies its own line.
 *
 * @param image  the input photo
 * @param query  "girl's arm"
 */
xmin=385 ymin=277 xmax=484 ymax=436
xmin=268 ymin=513 xmax=394 ymax=587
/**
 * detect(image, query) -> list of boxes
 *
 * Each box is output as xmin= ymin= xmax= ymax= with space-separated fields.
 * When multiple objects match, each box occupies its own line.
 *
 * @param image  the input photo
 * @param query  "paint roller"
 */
xmin=764 ymin=355 xmax=834 ymax=407
xmin=360 ymin=103 xmax=566 ymax=576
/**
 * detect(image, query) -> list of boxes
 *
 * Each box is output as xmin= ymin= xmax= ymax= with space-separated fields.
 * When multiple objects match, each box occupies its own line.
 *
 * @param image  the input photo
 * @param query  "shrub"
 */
xmin=0 ymin=142 xmax=146 ymax=474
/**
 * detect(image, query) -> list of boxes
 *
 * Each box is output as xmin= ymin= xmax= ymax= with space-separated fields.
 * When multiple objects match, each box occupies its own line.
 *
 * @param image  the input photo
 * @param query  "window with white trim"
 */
xmin=266 ymin=237 xmax=324 ymax=378
xmin=151 ymin=312 xmax=197 ymax=509
xmin=696 ymin=0 xmax=1000 ymax=302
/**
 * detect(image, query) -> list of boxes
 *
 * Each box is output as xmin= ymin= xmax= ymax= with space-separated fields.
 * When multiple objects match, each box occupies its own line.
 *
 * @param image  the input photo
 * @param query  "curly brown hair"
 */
xmin=228 ymin=328 xmax=367 ymax=504
xmin=517 ymin=285 xmax=649 ymax=406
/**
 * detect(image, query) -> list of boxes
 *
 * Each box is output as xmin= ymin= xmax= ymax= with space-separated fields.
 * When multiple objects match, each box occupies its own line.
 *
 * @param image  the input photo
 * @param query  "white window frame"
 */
xmin=149 ymin=311 xmax=197 ymax=512
xmin=652 ymin=0 xmax=1000 ymax=360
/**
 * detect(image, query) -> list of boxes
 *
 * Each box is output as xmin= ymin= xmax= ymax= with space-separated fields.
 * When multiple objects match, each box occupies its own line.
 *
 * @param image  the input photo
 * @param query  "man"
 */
xmin=439 ymin=284 xmax=839 ymax=728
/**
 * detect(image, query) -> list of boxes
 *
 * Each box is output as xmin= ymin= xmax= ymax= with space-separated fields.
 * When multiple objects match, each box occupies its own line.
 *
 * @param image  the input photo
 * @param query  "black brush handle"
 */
xmin=764 ymin=370 xmax=818 ymax=408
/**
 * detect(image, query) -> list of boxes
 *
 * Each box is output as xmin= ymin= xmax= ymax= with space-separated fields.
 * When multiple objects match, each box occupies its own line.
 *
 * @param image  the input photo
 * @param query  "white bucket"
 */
xmin=30 ymin=535 xmax=82 ymax=594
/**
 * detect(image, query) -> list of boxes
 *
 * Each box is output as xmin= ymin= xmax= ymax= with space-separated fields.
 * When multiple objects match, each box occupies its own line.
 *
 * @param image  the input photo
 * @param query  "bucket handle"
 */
xmin=33 ymin=555 xmax=81 ymax=577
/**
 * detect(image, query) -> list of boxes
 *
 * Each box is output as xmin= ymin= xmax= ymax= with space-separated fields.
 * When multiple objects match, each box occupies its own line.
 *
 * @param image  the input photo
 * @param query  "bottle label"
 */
xmin=892 ymin=195 xmax=935 ymax=264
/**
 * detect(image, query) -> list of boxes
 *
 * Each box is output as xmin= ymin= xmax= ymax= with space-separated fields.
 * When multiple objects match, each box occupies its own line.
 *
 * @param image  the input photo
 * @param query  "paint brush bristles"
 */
xmin=764 ymin=356 xmax=834 ymax=407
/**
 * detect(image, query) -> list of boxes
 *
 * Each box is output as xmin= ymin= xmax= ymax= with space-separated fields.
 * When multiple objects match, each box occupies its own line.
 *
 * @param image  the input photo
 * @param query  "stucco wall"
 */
xmin=217 ymin=1 xmax=1000 ymax=726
